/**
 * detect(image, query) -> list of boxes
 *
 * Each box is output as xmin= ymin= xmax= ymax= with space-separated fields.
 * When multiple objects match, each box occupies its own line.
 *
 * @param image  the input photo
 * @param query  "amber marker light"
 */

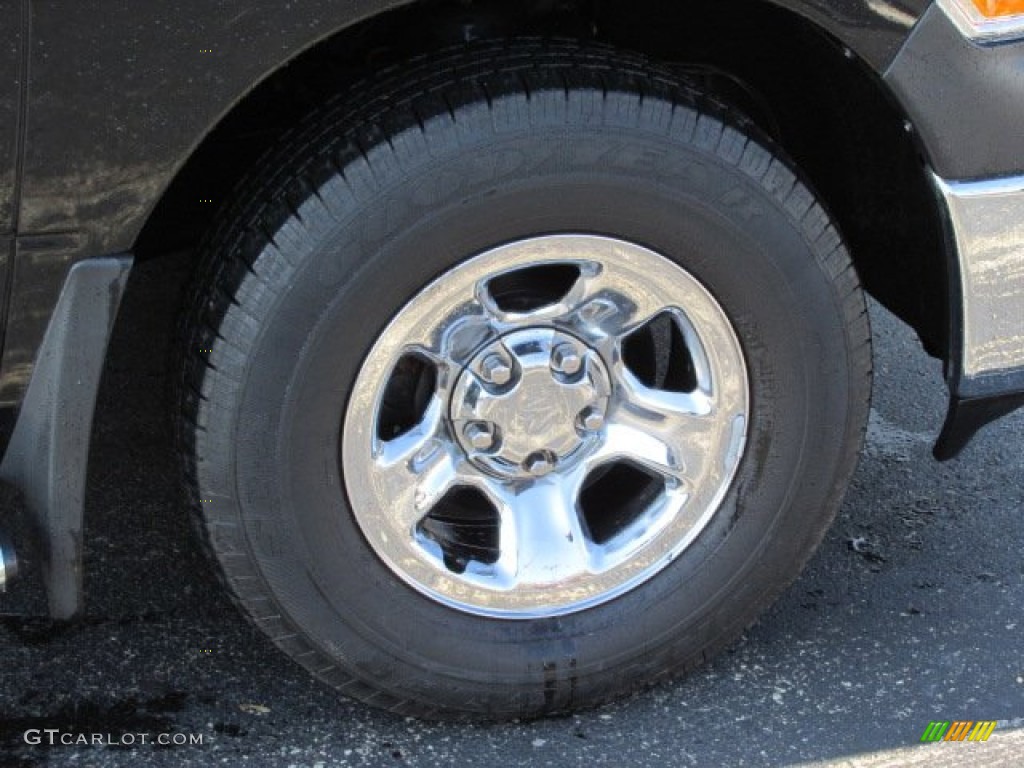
xmin=939 ymin=0 xmax=1024 ymax=40
xmin=970 ymin=0 xmax=1024 ymax=17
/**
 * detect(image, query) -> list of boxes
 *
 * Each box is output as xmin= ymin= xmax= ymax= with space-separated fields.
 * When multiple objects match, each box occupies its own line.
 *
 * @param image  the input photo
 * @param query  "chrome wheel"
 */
xmin=342 ymin=235 xmax=749 ymax=618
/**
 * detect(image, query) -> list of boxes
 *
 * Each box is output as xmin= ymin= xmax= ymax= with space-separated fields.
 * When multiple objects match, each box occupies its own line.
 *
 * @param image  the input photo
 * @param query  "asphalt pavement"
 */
xmin=1 ymin=252 xmax=1022 ymax=767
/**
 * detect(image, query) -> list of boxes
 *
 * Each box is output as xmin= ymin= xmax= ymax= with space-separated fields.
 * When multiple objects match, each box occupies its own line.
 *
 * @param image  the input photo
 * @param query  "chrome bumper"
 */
xmin=934 ymin=174 xmax=1024 ymax=396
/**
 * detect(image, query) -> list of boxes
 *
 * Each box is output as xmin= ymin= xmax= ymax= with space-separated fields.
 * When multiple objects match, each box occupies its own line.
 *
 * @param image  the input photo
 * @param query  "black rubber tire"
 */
xmin=179 ymin=39 xmax=871 ymax=720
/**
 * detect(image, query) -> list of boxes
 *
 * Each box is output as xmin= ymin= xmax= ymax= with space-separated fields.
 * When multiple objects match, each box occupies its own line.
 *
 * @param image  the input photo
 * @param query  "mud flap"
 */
xmin=0 ymin=255 xmax=132 ymax=618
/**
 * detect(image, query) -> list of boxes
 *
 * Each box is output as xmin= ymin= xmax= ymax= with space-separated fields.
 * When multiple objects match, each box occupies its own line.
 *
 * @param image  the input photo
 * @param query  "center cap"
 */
xmin=450 ymin=329 xmax=611 ymax=479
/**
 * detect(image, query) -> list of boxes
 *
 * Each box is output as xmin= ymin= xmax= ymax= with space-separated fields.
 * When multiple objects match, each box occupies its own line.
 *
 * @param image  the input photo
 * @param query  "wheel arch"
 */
xmin=134 ymin=0 xmax=948 ymax=357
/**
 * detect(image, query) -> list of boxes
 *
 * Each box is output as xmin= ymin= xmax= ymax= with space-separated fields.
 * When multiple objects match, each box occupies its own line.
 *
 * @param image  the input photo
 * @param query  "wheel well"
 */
xmin=134 ymin=0 xmax=948 ymax=359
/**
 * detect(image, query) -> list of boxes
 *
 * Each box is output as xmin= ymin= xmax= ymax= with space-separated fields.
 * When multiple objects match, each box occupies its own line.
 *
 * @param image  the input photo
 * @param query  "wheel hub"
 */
xmin=450 ymin=329 xmax=611 ymax=479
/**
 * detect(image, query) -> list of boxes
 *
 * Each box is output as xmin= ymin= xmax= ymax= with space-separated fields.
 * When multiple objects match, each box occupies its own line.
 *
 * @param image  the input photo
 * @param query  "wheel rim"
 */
xmin=342 ymin=235 xmax=749 ymax=618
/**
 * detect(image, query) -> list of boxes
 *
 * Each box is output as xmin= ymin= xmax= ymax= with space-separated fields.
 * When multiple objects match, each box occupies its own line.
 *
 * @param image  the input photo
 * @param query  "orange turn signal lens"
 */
xmin=970 ymin=0 xmax=1024 ymax=16
xmin=941 ymin=0 xmax=1024 ymax=39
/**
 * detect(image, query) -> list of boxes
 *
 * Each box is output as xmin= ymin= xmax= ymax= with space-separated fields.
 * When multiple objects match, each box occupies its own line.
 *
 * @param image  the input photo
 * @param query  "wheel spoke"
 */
xmin=597 ymin=369 xmax=718 ymax=487
xmin=380 ymin=296 xmax=495 ymax=366
xmin=562 ymin=260 xmax=669 ymax=344
xmin=373 ymin=398 xmax=467 ymax=531
xmin=493 ymin=473 xmax=592 ymax=588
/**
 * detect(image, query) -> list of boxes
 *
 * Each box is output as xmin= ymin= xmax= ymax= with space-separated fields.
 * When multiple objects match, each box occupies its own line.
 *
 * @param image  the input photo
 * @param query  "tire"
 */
xmin=180 ymin=40 xmax=871 ymax=720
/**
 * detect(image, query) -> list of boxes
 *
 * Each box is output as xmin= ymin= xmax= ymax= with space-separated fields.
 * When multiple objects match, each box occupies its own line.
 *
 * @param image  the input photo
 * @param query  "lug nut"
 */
xmin=524 ymin=451 xmax=557 ymax=477
xmin=579 ymin=407 xmax=605 ymax=432
xmin=464 ymin=422 xmax=497 ymax=451
xmin=479 ymin=354 xmax=512 ymax=387
xmin=550 ymin=343 xmax=582 ymax=376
